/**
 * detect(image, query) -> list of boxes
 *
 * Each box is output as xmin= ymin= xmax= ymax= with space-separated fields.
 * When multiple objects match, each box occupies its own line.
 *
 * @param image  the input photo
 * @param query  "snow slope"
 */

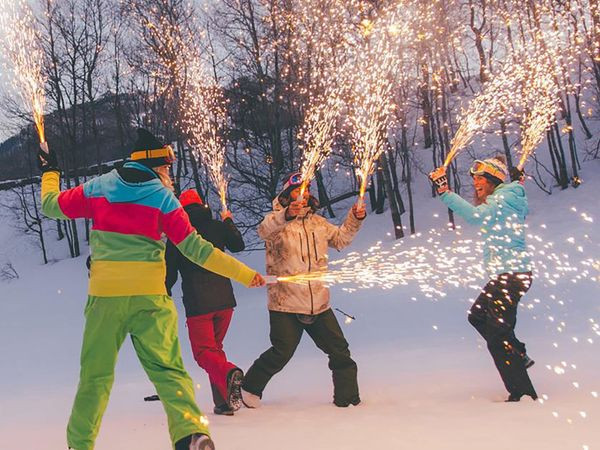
xmin=0 ymin=161 xmax=599 ymax=450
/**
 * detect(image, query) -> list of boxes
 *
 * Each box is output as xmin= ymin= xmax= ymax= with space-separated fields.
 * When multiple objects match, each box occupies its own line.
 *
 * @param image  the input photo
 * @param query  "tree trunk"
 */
xmin=546 ymin=130 xmax=561 ymax=184
xmin=380 ymin=153 xmax=404 ymax=239
xmin=500 ymin=119 xmax=514 ymax=169
xmin=551 ymin=123 xmax=569 ymax=189
xmin=375 ymin=169 xmax=385 ymax=214
xmin=315 ymin=170 xmax=335 ymax=218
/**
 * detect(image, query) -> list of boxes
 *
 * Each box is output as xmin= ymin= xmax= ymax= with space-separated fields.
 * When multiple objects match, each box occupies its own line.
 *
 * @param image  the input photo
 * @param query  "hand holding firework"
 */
xmin=220 ymin=210 xmax=233 ymax=221
xmin=0 ymin=1 xmax=47 ymax=146
xmin=429 ymin=167 xmax=449 ymax=195
xmin=286 ymin=200 xmax=305 ymax=220
xmin=510 ymin=167 xmax=525 ymax=184
xmin=37 ymin=142 xmax=59 ymax=173
xmin=264 ymin=275 xmax=279 ymax=285
xmin=249 ymin=273 xmax=267 ymax=288
xmin=352 ymin=203 xmax=367 ymax=220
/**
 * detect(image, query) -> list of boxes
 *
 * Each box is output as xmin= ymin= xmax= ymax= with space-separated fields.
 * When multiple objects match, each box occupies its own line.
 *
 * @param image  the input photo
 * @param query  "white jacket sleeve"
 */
xmin=324 ymin=210 xmax=363 ymax=251
xmin=257 ymin=209 xmax=289 ymax=241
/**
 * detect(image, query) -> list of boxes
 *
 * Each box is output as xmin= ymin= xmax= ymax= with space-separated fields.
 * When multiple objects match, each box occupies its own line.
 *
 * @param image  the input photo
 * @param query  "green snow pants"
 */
xmin=66 ymin=295 xmax=209 ymax=450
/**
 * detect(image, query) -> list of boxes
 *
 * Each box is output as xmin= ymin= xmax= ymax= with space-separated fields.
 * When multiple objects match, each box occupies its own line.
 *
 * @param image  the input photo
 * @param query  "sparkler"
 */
xmin=297 ymin=92 xmax=344 ymax=197
xmin=443 ymin=0 xmax=577 ymax=169
xmin=181 ymin=58 xmax=230 ymax=212
xmin=271 ymin=208 xmax=598 ymax=300
xmin=516 ymin=51 xmax=561 ymax=171
xmin=273 ymin=0 xmax=354 ymax=197
xmin=346 ymin=5 xmax=410 ymax=204
xmin=512 ymin=2 xmax=581 ymax=171
xmin=0 ymin=0 xmax=47 ymax=145
xmin=131 ymin=2 xmax=230 ymax=211
xmin=443 ymin=61 xmax=523 ymax=167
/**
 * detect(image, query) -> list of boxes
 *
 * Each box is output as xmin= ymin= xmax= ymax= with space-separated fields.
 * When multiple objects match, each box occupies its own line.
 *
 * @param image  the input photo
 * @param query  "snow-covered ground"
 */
xmin=0 ymin=161 xmax=599 ymax=450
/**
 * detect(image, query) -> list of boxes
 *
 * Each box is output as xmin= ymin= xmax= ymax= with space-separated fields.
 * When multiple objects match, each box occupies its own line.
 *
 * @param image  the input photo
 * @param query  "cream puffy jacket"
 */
xmin=258 ymin=198 xmax=363 ymax=314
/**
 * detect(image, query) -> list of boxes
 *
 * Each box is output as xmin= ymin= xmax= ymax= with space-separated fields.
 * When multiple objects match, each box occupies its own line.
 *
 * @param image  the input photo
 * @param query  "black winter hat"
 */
xmin=130 ymin=128 xmax=176 ymax=167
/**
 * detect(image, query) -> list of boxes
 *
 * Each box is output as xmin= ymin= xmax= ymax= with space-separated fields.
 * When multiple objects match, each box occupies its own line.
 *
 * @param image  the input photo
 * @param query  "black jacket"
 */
xmin=165 ymin=203 xmax=246 ymax=317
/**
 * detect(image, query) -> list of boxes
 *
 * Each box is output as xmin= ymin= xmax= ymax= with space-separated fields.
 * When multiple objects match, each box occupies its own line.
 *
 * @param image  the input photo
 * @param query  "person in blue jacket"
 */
xmin=430 ymin=156 xmax=537 ymax=402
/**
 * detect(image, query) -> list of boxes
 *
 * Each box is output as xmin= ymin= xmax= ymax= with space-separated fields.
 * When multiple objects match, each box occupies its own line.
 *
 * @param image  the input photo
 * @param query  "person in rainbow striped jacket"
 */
xmin=38 ymin=129 xmax=265 ymax=450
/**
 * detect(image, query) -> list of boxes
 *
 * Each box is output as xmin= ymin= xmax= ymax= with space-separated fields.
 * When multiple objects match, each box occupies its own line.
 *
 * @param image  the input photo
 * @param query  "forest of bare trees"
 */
xmin=2 ymin=0 xmax=600 ymax=261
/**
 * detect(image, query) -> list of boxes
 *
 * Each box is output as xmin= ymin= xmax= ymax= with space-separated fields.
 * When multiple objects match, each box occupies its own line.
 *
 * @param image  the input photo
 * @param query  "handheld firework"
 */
xmin=264 ymin=275 xmax=279 ymax=285
xmin=0 ymin=0 xmax=47 ymax=147
xmin=181 ymin=60 xmax=229 ymax=214
xmin=515 ymin=52 xmax=561 ymax=172
xmin=218 ymin=184 xmax=228 ymax=215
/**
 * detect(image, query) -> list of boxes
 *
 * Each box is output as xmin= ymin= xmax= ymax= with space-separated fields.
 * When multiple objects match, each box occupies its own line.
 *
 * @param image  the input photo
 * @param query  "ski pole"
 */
xmin=335 ymin=308 xmax=356 ymax=321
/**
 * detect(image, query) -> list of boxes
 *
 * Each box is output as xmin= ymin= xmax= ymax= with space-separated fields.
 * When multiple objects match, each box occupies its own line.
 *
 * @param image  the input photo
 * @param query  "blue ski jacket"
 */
xmin=440 ymin=182 xmax=532 ymax=277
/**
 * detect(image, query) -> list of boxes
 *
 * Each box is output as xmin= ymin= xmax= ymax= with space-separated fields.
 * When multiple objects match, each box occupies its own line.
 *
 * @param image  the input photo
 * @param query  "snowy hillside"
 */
xmin=0 ymin=161 xmax=599 ymax=450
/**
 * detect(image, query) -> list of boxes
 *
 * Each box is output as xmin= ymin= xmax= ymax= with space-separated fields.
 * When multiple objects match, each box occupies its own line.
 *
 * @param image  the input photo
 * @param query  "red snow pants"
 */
xmin=186 ymin=308 xmax=237 ymax=407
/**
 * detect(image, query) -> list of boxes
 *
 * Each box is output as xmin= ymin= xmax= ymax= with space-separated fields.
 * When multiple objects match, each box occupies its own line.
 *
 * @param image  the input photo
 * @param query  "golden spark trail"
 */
xmin=181 ymin=59 xmax=229 ymax=212
xmin=298 ymin=92 xmax=344 ymax=196
xmin=131 ymin=3 xmax=229 ymax=211
xmin=445 ymin=0 xmax=577 ymax=169
xmin=443 ymin=62 xmax=523 ymax=167
xmin=347 ymin=5 xmax=412 ymax=202
xmin=274 ymin=208 xmax=598 ymax=298
xmin=517 ymin=53 xmax=561 ymax=171
xmin=273 ymin=0 xmax=360 ymax=196
xmin=0 ymin=0 xmax=47 ymax=144
xmin=513 ymin=7 xmax=574 ymax=171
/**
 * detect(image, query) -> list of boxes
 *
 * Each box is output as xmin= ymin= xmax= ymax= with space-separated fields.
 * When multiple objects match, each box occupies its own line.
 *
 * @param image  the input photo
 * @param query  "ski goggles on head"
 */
xmin=469 ymin=159 xmax=507 ymax=182
xmin=287 ymin=172 xmax=303 ymax=186
xmin=131 ymin=145 xmax=176 ymax=165
xmin=283 ymin=172 xmax=304 ymax=192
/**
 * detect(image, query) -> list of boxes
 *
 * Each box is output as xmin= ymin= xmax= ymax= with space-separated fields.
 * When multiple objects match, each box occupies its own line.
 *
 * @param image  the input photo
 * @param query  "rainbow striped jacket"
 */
xmin=41 ymin=162 xmax=256 ymax=297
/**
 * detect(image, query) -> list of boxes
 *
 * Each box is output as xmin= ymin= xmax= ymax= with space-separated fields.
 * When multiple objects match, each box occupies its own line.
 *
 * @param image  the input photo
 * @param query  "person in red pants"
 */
xmin=166 ymin=189 xmax=246 ymax=415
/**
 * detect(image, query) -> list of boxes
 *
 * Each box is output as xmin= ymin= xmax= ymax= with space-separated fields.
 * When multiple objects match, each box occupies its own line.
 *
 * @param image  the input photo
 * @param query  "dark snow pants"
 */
xmin=468 ymin=272 xmax=537 ymax=398
xmin=243 ymin=309 xmax=359 ymax=405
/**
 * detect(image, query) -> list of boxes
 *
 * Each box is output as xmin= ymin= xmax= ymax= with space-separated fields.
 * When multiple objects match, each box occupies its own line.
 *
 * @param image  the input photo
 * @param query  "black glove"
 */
xmin=307 ymin=195 xmax=320 ymax=212
xmin=38 ymin=142 xmax=59 ymax=173
xmin=429 ymin=167 xmax=448 ymax=195
xmin=510 ymin=167 xmax=524 ymax=183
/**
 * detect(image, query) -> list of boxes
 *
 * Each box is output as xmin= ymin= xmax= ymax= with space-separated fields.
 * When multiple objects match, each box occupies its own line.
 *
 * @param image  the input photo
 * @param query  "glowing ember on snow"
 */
xmin=0 ymin=0 xmax=47 ymax=143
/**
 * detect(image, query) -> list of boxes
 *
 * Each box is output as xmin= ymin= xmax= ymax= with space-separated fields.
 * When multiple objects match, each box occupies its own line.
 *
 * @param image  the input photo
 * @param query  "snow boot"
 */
xmin=505 ymin=392 xmax=538 ymax=402
xmin=334 ymin=396 xmax=361 ymax=408
xmin=214 ymin=404 xmax=234 ymax=416
xmin=226 ymin=368 xmax=244 ymax=411
xmin=175 ymin=433 xmax=215 ymax=450
xmin=241 ymin=388 xmax=261 ymax=408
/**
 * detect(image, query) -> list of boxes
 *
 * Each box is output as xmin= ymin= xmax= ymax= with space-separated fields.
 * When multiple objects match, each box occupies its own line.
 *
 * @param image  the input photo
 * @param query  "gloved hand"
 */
xmin=307 ymin=195 xmax=320 ymax=212
xmin=38 ymin=141 xmax=59 ymax=173
xmin=249 ymin=273 xmax=266 ymax=287
xmin=510 ymin=167 xmax=524 ymax=184
xmin=429 ymin=166 xmax=449 ymax=195
xmin=352 ymin=202 xmax=367 ymax=220
xmin=285 ymin=199 xmax=304 ymax=220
